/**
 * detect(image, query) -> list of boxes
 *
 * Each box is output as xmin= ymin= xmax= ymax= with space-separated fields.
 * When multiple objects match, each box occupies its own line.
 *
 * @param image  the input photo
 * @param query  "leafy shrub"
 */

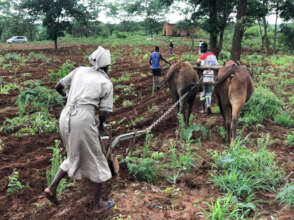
xmin=7 ymin=169 xmax=24 ymax=194
xmin=274 ymin=112 xmax=294 ymax=128
xmin=241 ymin=87 xmax=283 ymax=124
xmin=276 ymin=181 xmax=294 ymax=207
xmin=49 ymin=60 xmax=75 ymax=80
xmin=16 ymin=86 xmax=63 ymax=115
xmin=211 ymin=135 xmax=284 ymax=199
xmin=115 ymin=32 xmax=127 ymax=39
xmin=124 ymin=156 xmax=159 ymax=183
xmin=218 ymin=50 xmax=230 ymax=65
xmin=285 ymin=131 xmax=294 ymax=147
xmin=46 ymin=140 xmax=68 ymax=194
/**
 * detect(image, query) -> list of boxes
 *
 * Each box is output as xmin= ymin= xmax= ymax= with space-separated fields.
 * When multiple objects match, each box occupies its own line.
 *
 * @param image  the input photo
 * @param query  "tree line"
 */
xmin=0 ymin=0 xmax=294 ymax=59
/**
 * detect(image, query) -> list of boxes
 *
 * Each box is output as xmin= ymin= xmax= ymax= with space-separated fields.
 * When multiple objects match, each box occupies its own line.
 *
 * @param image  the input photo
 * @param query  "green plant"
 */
xmin=49 ymin=60 xmax=75 ymax=80
xmin=0 ymin=83 xmax=21 ymax=95
xmin=285 ymin=131 xmax=294 ymax=147
xmin=217 ymin=126 xmax=226 ymax=139
xmin=274 ymin=112 xmax=294 ymax=128
xmin=46 ymin=140 xmax=68 ymax=194
xmin=4 ymin=53 xmax=24 ymax=63
xmin=210 ymin=135 xmax=284 ymax=200
xmin=27 ymin=52 xmax=49 ymax=62
xmin=199 ymin=194 xmax=255 ymax=220
xmin=22 ymin=73 xmax=32 ymax=78
xmin=16 ymin=86 xmax=63 ymax=115
xmin=122 ymin=100 xmax=133 ymax=107
xmin=241 ymin=87 xmax=283 ymax=124
xmin=276 ymin=181 xmax=294 ymax=207
xmin=178 ymin=114 xmax=207 ymax=142
xmin=0 ymin=112 xmax=58 ymax=136
xmin=7 ymin=169 xmax=24 ymax=194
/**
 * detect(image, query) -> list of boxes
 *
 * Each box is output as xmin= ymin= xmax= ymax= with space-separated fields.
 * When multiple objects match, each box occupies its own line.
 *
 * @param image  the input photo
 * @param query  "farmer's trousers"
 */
xmin=200 ymin=84 xmax=213 ymax=107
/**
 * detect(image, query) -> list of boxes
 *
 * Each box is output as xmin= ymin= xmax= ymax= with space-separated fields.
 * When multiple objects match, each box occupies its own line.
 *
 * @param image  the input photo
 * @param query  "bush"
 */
xmin=49 ymin=60 xmax=75 ymax=80
xmin=16 ymin=86 xmax=63 ymax=115
xmin=210 ymin=135 xmax=284 ymax=199
xmin=274 ymin=112 xmax=294 ymax=128
xmin=241 ymin=87 xmax=283 ymax=124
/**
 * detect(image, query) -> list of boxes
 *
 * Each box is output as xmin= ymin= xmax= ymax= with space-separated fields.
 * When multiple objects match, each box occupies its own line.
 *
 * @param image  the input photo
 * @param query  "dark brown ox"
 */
xmin=215 ymin=60 xmax=254 ymax=143
xmin=161 ymin=62 xmax=199 ymax=125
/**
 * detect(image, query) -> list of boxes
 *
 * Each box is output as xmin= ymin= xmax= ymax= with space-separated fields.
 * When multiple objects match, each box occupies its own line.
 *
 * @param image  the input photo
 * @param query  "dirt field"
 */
xmin=0 ymin=42 xmax=294 ymax=220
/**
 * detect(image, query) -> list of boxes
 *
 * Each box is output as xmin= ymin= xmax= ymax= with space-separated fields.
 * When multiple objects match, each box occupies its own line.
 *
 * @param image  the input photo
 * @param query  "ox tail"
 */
xmin=215 ymin=64 xmax=238 ymax=86
xmin=158 ymin=63 xmax=180 ymax=89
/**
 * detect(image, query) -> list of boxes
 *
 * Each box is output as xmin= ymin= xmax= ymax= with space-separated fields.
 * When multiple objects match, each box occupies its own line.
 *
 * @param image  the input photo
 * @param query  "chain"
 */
xmin=146 ymin=85 xmax=196 ymax=132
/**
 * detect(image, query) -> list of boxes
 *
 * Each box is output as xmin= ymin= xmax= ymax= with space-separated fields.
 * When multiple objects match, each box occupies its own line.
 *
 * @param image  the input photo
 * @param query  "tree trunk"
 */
xmin=209 ymin=0 xmax=219 ymax=55
xmin=263 ymin=16 xmax=270 ymax=55
xmin=230 ymin=0 xmax=247 ymax=61
xmin=218 ymin=28 xmax=225 ymax=56
xmin=273 ymin=1 xmax=279 ymax=54
xmin=54 ymin=37 xmax=58 ymax=50
xmin=258 ymin=19 xmax=264 ymax=50
xmin=191 ymin=32 xmax=195 ymax=52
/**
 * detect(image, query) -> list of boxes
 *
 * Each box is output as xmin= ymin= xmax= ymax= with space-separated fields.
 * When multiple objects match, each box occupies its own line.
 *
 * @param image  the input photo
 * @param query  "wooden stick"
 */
xmin=193 ymin=65 xmax=223 ymax=70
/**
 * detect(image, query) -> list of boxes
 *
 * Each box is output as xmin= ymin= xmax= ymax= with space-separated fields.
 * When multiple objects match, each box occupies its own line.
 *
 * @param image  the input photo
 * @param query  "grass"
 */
xmin=210 ymin=135 xmax=284 ymax=201
xmin=46 ymin=140 xmax=68 ymax=194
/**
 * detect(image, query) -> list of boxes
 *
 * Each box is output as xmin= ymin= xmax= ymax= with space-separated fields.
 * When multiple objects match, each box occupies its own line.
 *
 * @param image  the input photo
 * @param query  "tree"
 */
xmin=182 ymin=0 xmax=235 ymax=56
xmin=22 ymin=0 xmax=89 ymax=49
xmin=123 ymin=0 xmax=170 ymax=37
xmin=175 ymin=19 xmax=198 ymax=52
xmin=230 ymin=0 xmax=248 ymax=61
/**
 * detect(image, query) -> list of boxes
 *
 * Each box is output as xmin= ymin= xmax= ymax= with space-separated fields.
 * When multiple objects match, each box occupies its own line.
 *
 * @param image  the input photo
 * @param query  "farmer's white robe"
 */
xmin=58 ymin=66 xmax=113 ymax=183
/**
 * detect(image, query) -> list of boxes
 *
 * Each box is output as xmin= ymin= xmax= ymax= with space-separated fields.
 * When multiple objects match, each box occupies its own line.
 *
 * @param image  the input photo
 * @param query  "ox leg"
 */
xmin=224 ymin=106 xmax=232 ymax=144
xmin=231 ymin=103 xmax=243 ymax=142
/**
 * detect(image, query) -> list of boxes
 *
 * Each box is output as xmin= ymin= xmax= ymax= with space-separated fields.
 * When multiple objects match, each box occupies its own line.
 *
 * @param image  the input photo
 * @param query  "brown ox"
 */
xmin=215 ymin=60 xmax=254 ymax=143
xmin=161 ymin=62 xmax=199 ymax=125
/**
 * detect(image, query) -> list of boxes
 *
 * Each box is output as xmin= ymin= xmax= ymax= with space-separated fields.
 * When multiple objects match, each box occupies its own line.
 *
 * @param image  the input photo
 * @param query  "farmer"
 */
xmin=198 ymin=38 xmax=203 ymax=55
xmin=198 ymin=42 xmax=219 ymax=114
xmin=149 ymin=46 xmax=171 ymax=89
xmin=44 ymin=46 xmax=115 ymax=214
xmin=169 ymin=40 xmax=174 ymax=55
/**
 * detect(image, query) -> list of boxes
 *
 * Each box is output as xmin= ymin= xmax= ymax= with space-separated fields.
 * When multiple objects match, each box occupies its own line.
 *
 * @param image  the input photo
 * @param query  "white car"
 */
xmin=6 ymin=36 xmax=28 ymax=44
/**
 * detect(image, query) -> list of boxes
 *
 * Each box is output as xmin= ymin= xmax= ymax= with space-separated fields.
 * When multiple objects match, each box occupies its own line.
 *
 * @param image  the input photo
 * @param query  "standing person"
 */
xmin=149 ymin=46 xmax=171 ymax=89
xmin=198 ymin=42 xmax=219 ymax=114
xmin=169 ymin=40 xmax=174 ymax=55
xmin=44 ymin=46 xmax=115 ymax=214
xmin=198 ymin=38 xmax=203 ymax=55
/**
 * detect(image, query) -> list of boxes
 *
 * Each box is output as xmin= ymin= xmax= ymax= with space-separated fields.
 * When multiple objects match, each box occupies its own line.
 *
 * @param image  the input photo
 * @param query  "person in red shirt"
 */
xmin=198 ymin=42 xmax=218 ymax=114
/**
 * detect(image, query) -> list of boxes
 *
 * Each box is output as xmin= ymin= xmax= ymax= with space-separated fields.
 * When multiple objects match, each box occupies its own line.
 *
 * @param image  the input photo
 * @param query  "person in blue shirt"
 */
xmin=149 ymin=46 xmax=171 ymax=89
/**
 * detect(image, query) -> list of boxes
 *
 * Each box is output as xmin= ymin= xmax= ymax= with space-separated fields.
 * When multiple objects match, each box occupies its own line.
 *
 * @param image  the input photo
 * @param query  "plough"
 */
xmin=100 ymin=64 xmax=225 ymax=174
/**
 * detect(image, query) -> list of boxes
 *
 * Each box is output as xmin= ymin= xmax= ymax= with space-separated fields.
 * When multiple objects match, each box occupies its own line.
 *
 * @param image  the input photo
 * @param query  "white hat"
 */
xmin=89 ymin=46 xmax=111 ymax=70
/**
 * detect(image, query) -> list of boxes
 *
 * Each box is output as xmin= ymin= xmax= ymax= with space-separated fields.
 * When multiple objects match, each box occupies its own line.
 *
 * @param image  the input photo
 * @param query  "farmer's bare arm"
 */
xmin=160 ymin=55 xmax=171 ymax=65
xmin=99 ymin=111 xmax=107 ymax=131
xmin=55 ymin=82 xmax=67 ymax=97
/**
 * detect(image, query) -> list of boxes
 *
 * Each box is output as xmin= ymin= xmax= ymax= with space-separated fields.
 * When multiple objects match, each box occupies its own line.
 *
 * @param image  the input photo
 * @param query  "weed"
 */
xmin=178 ymin=114 xmax=207 ymax=142
xmin=0 ymin=112 xmax=58 ymax=136
xmin=217 ymin=126 xmax=226 ymax=140
xmin=16 ymin=86 xmax=63 ymax=115
xmin=241 ymin=87 xmax=283 ymax=124
xmin=4 ymin=53 xmax=24 ymax=63
xmin=49 ymin=60 xmax=75 ymax=80
xmin=22 ymin=73 xmax=32 ymax=78
xmin=210 ymin=135 xmax=284 ymax=199
xmin=274 ymin=112 xmax=294 ymax=128
xmin=27 ymin=52 xmax=49 ymax=63
xmin=122 ymin=100 xmax=133 ymax=107
xmin=0 ymin=83 xmax=21 ymax=95
xmin=276 ymin=181 xmax=294 ymax=207
xmin=199 ymin=194 xmax=255 ymax=219
xmin=46 ymin=140 xmax=68 ymax=194
xmin=7 ymin=169 xmax=24 ymax=194
xmin=285 ymin=131 xmax=294 ymax=147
